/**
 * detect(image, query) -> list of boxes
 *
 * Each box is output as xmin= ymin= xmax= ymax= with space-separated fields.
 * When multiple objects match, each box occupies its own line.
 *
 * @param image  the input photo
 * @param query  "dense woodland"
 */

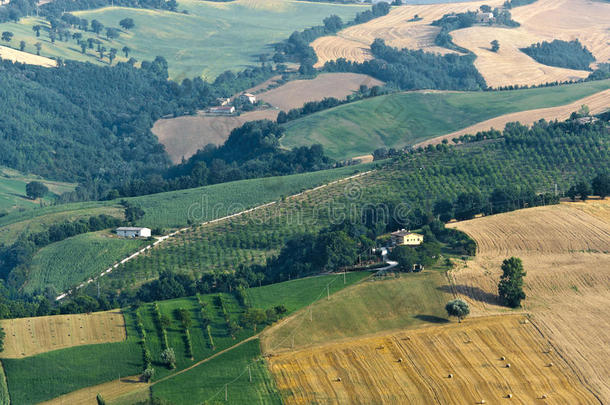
xmin=324 ymin=39 xmax=487 ymax=90
xmin=521 ymin=39 xmax=595 ymax=71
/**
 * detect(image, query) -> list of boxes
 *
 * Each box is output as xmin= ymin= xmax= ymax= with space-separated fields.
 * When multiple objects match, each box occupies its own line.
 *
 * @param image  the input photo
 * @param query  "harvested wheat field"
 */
xmin=152 ymin=109 xmax=278 ymax=163
xmin=39 ymin=375 xmax=148 ymax=405
xmin=0 ymin=45 xmax=57 ymax=67
xmin=447 ymin=200 xmax=610 ymax=400
xmin=313 ymin=0 xmax=610 ymax=87
xmin=415 ymin=88 xmax=610 ymax=147
xmin=257 ymin=73 xmax=383 ymax=111
xmin=312 ymin=0 xmax=504 ymax=67
xmin=269 ymin=315 xmax=600 ymax=404
xmin=0 ymin=310 xmax=126 ymax=358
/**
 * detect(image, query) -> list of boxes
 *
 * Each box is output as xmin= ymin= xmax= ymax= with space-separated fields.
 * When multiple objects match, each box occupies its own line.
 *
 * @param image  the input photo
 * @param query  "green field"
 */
xmin=24 ymin=231 xmax=149 ymax=295
xmin=0 ymin=167 xmax=75 ymax=215
xmin=0 ymin=0 xmax=364 ymax=80
xmin=281 ymin=79 xmax=610 ymax=159
xmin=2 ymin=311 xmax=143 ymax=405
xmin=152 ymin=339 xmax=280 ymax=405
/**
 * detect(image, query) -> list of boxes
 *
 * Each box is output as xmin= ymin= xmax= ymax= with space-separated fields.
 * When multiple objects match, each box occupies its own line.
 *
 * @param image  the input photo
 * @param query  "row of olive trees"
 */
xmin=446 ymin=257 xmax=526 ymax=322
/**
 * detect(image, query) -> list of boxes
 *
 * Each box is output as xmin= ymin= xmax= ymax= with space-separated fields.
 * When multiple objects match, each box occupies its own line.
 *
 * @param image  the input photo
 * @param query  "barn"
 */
xmin=116 ymin=227 xmax=151 ymax=238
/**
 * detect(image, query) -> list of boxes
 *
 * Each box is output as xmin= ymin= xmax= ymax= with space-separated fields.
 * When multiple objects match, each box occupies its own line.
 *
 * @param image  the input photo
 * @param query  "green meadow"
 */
xmin=0 ymin=0 xmax=365 ymax=80
xmin=281 ymin=79 xmax=610 ymax=159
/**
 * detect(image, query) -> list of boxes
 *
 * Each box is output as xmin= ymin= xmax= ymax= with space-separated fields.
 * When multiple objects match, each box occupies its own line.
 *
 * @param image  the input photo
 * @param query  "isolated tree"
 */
xmin=498 ymin=257 xmax=526 ymax=308
xmin=19 ymin=40 xmax=25 ymax=51
xmin=34 ymin=42 xmax=42 ymax=55
xmin=96 ymin=393 xmax=106 ymax=405
xmin=576 ymin=181 xmax=591 ymax=201
xmin=72 ymin=32 xmax=82 ymax=41
xmin=122 ymin=45 xmax=131 ymax=57
xmin=32 ymin=25 xmax=42 ymax=37
xmin=109 ymin=47 xmax=117 ymax=64
xmin=142 ymin=366 xmax=155 ymax=382
xmin=49 ymin=31 xmax=56 ymax=44
xmin=592 ymin=173 xmax=610 ymax=199
xmin=160 ymin=347 xmax=176 ymax=369
xmin=1 ymin=31 xmax=13 ymax=43
xmin=490 ymin=39 xmax=500 ymax=52
xmin=159 ymin=313 xmax=171 ymax=330
xmin=98 ymin=46 xmax=106 ymax=60
xmin=323 ymin=14 xmax=343 ymax=32
xmin=119 ymin=17 xmax=135 ymax=30
xmin=106 ymin=27 xmax=119 ymax=40
xmin=26 ymin=181 xmax=48 ymax=199
xmin=79 ymin=40 xmax=87 ymax=54
xmin=391 ymin=245 xmax=418 ymax=272
xmin=445 ymin=299 xmax=470 ymax=323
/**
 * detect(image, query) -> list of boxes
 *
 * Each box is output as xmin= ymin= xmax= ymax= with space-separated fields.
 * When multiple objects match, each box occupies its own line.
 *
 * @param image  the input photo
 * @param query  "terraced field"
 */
xmin=448 ymin=200 xmax=610 ymax=400
xmin=0 ymin=310 xmax=126 ymax=358
xmin=269 ymin=315 xmax=599 ymax=404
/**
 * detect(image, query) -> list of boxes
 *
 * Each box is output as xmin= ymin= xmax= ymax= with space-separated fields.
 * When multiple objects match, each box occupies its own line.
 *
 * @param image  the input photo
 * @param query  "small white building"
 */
xmin=239 ymin=93 xmax=257 ymax=104
xmin=116 ymin=227 xmax=151 ymax=238
xmin=476 ymin=12 xmax=495 ymax=23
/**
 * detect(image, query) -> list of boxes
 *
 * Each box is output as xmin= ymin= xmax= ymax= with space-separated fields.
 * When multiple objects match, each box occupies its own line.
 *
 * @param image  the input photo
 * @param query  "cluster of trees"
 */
xmin=498 ymin=257 xmax=526 ymax=307
xmin=567 ymin=173 xmax=609 ymax=201
xmin=273 ymin=3 xmax=390 ymax=71
xmin=521 ymin=39 xmax=595 ymax=71
xmin=0 ymin=57 xmax=279 ymax=201
xmin=276 ymin=85 xmax=386 ymax=124
xmin=432 ymin=6 xmax=518 ymax=52
xmin=324 ymin=38 xmax=487 ymax=91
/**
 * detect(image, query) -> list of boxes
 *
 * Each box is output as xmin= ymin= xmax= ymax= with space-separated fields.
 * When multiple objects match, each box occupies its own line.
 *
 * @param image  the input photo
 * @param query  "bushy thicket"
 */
xmin=521 ymin=39 xmax=595 ymax=71
xmin=324 ymin=38 xmax=486 ymax=90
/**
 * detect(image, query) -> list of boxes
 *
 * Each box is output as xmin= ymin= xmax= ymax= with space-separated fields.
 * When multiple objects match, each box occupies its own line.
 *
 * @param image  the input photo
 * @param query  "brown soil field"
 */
xmin=152 ymin=109 xmax=279 ymax=163
xmin=0 ymin=310 xmax=126 ymax=358
xmin=269 ymin=315 xmax=599 ymax=404
xmin=415 ymin=88 xmax=610 ymax=147
xmin=257 ymin=73 xmax=383 ymax=111
xmin=0 ymin=45 xmax=57 ymax=67
xmin=313 ymin=0 xmax=610 ymax=87
xmin=153 ymin=73 xmax=382 ymax=162
xmin=447 ymin=200 xmax=610 ymax=400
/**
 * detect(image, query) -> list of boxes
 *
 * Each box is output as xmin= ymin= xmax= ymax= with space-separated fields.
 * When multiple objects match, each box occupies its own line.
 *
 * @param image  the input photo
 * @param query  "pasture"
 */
xmin=448 ymin=200 xmax=610 ymax=400
xmin=0 ymin=0 xmax=365 ymax=80
xmin=281 ymin=80 xmax=610 ymax=159
xmin=261 ymin=269 xmax=452 ymax=353
xmin=0 ymin=310 xmax=126 ymax=359
xmin=269 ymin=315 xmax=599 ymax=404
xmin=24 ymin=231 xmax=149 ymax=295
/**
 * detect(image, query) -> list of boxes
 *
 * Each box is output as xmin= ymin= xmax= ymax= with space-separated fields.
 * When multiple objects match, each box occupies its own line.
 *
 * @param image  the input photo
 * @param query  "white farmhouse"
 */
xmin=239 ymin=92 xmax=257 ymax=104
xmin=116 ymin=227 xmax=151 ymax=238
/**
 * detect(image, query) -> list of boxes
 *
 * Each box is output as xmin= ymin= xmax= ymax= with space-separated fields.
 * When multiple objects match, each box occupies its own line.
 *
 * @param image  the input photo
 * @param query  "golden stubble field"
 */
xmin=0 ymin=310 xmax=127 ymax=358
xmin=313 ymin=0 xmax=610 ymax=87
xmin=0 ymin=45 xmax=57 ymax=67
xmin=269 ymin=315 xmax=599 ymax=404
xmin=152 ymin=73 xmax=381 ymax=163
xmin=447 ymin=200 xmax=610 ymax=401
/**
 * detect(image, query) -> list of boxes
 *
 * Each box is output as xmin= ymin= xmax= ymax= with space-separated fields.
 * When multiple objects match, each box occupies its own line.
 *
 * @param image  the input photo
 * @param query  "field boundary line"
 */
xmin=55 ymin=170 xmax=375 ymax=300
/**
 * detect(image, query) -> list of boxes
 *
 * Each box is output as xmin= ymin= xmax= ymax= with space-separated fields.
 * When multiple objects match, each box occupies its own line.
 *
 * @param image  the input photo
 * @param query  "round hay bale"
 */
xmin=505 ymin=363 xmax=511 ymax=368
xmin=448 ymin=373 xmax=453 ymax=379
xmin=398 ymin=358 xmax=403 ymax=363
xmin=547 ymin=362 xmax=553 ymax=367
xmin=541 ymin=394 xmax=547 ymax=399
xmin=336 ymin=377 xmax=342 ymax=382
xmin=480 ymin=400 xmax=486 ymax=404
xmin=500 ymin=356 xmax=506 ymax=361
xmin=507 ymin=393 xmax=513 ymax=399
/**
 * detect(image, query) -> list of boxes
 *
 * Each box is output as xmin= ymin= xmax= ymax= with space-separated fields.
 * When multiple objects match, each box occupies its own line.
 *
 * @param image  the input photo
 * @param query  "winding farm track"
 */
xmin=414 ymin=88 xmax=610 ymax=147
xmin=55 ymin=170 xmax=375 ymax=301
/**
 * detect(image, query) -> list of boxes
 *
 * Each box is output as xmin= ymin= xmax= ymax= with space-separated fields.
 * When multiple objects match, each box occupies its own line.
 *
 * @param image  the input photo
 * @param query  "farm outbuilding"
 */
xmin=391 ymin=230 xmax=423 ymax=246
xmin=209 ymin=106 xmax=236 ymax=115
xmin=116 ymin=227 xmax=151 ymax=238
xmin=239 ymin=93 xmax=257 ymax=104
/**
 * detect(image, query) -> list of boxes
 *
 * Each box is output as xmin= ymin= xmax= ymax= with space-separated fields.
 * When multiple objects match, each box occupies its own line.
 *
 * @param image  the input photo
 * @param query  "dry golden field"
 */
xmin=152 ymin=73 xmax=381 ymax=162
xmin=447 ymin=200 xmax=610 ymax=400
xmin=39 ymin=375 xmax=149 ymax=405
xmin=313 ymin=0 xmax=610 ymax=87
xmin=0 ymin=310 xmax=126 ymax=358
xmin=415 ymin=88 xmax=610 ymax=147
xmin=0 ymin=45 xmax=57 ymax=67
xmin=269 ymin=315 xmax=599 ymax=404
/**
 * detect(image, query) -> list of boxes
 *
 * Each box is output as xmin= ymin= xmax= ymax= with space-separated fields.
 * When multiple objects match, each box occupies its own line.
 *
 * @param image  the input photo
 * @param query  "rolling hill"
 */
xmin=281 ymin=79 xmax=610 ymax=159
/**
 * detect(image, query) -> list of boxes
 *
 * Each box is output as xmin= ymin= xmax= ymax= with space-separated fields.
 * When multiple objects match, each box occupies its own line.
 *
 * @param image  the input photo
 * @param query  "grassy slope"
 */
xmin=281 ymin=79 xmax=610 ymax=159
xmin=0 ymin=167 xmax=75 ymax=215
xmin=0 ymin=0 xmax=364 ymax=80
xmin=2 ymin=310 xmax=142 ymax=405
xmin=261 ymin=268 xmax=452 ymax=352
xmin=24 ymin=231 xmax=149 ymax=295
xmin=152 ymin=339 xmax=280 ymax=405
